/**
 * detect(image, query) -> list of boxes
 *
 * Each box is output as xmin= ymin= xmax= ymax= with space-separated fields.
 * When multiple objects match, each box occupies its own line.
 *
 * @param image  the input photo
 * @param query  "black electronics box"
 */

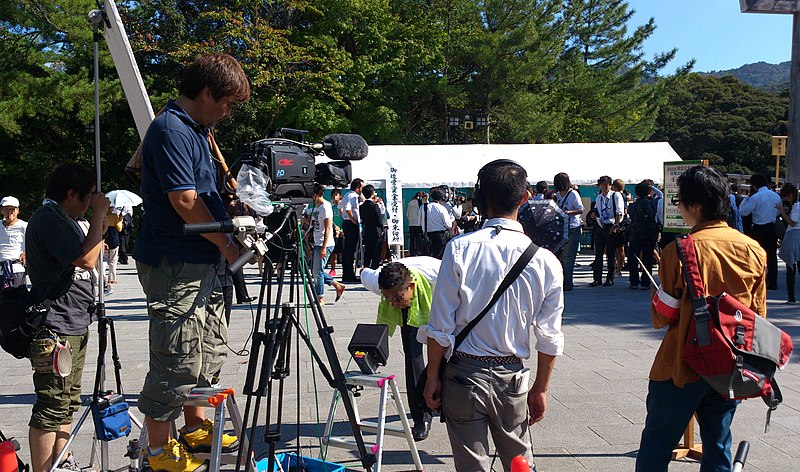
xmin=348 ymin=324 xmax=390 ymax=374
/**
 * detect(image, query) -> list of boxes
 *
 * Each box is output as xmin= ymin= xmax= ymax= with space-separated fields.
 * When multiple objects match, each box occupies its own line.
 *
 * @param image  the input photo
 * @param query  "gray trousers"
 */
xmin=443 ymin=356 xmax=534 ymax=472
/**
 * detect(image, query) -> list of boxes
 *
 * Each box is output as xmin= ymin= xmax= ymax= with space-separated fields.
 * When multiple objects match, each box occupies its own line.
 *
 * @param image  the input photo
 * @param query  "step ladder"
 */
xmin=137 ymin=387 xmax=255 ymax=472
xmin=322 ymin=373 xmax=423 ymax=472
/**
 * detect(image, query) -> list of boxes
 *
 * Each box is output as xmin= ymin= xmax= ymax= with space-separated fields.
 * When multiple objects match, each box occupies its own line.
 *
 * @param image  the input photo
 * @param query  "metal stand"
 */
xmin=230 ymin=205 xmax=376 ymax=472
xmin=323 ymin=373 xmax=423 ymax=472
xmin=49 ymin=8 xmax=142 ymax=472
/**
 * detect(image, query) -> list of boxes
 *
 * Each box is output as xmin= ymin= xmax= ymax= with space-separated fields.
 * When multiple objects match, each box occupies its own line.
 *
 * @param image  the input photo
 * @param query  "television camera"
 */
xmin=238 ymin=128 xmax=367 ymax=204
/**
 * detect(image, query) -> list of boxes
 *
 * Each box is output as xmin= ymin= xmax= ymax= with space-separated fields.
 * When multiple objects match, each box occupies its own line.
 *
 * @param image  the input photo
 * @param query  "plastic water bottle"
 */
xmin=511 ymin=454 xmax=529 ymax=472
xmin=0 ymin=440 xmax=18 ymax=472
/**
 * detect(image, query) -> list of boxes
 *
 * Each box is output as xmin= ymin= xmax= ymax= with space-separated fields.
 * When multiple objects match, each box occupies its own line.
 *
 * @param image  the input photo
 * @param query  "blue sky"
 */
xmin=629 ymin=0 xmax=793 ymax=73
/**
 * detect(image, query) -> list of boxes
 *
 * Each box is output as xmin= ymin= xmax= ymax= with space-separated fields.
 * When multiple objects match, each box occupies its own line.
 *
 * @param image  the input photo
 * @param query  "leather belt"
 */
xmin=454 ymin=350 xmax=522 ymax=365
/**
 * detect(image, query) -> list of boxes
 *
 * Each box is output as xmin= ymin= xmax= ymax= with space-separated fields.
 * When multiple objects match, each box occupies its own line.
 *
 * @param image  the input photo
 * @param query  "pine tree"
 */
xmin=555 ymin=0 xmax=689 ymax=142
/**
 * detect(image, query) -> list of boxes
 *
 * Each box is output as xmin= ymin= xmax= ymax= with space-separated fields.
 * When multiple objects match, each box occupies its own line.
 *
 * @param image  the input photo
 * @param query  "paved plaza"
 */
xmin=1 ymin=253 xmax=798 ymax=471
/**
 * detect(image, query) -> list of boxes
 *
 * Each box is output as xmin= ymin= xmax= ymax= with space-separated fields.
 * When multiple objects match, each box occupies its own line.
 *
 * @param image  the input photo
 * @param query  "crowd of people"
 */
xmin=4 ymin=51 xmax=799 ymax=472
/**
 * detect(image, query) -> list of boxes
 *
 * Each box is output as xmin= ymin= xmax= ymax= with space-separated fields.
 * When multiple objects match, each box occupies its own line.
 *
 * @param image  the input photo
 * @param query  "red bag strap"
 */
xmin=674 ymin=233 xmax=714 ymax=347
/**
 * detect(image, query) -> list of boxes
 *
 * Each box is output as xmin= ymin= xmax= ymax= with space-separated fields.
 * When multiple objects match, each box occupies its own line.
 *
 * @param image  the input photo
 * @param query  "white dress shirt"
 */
xmin=424 ymin=202 xmax=454 ymax=232
xmin=739 ymin=187 xmax=781 ymax=225
xmin=0 ymin=219 xmax=27 ymax=274
xmin=342 ymin=190 xmax=362 ymax=225
xmin=596 ymin=191 xmax=624 ymax=224
xmin=417 ymin=218 xmax=565 ymax=360
xmin=555 ymin=190 xmax=584 ymax=229
xmin=361 ymin=256 xmax=441 ymax=295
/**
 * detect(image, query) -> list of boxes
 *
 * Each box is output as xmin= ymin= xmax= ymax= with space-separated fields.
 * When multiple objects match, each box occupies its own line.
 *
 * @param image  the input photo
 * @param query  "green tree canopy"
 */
xmin=651 ymin=73 xmax=788 ymax=177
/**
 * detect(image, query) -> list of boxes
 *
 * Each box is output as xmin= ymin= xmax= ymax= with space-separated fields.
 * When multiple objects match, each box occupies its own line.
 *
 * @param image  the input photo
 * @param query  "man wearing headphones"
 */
xmin=418 ymin=160 xmax=565 ymax=471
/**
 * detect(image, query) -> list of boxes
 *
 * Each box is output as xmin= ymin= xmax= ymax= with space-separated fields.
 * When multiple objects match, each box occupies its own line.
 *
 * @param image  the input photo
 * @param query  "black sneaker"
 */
xmin=412 ymin=421 xmax=430 ymax=442
xmin=603 ymin=280 xmax=614 ymax=286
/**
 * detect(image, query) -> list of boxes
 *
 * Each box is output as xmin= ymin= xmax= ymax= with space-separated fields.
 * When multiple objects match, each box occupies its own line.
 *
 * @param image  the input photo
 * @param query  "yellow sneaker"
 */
xmin=146 ymin=439 xmax=208 ymax=472
xmin=178 ymin=419 xmax=240 ymax=453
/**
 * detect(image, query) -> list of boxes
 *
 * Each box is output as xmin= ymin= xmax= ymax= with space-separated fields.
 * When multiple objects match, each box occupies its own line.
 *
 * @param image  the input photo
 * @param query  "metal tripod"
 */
xmin=48 ymin=8 xmax=142 ymax=471
xmin=229 ymin=205 xmax=376 ymax=472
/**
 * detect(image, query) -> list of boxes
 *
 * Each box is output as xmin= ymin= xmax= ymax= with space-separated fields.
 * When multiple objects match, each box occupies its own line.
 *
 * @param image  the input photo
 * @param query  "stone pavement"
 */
xmin=1 ymin=253 xmax=798 ymax=471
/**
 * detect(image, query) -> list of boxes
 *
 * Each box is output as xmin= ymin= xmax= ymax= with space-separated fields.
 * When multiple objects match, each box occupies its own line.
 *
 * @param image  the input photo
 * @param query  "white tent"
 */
xmin=344 ymin=142 xmax=682 ymax=188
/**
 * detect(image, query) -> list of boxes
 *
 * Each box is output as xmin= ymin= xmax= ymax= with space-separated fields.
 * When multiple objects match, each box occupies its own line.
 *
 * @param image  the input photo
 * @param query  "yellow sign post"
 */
xmin=772 ymin=136 xmax=788 ymax=186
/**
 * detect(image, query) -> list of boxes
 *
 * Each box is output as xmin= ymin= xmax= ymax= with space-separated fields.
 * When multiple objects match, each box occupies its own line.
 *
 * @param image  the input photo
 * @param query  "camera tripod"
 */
xmin=46 ymin=8 xmax=143 ymax=471
xmin=188 ymin=204 xmax=375 ymax=472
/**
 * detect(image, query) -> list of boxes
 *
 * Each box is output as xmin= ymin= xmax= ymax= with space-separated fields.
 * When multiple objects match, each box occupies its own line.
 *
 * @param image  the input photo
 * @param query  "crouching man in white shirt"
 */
xmin=418 ymin=159 xmax=565 ymax=472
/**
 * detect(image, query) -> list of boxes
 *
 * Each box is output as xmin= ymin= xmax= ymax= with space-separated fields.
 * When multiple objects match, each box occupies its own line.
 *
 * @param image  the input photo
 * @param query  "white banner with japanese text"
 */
xmin=386 ymin=162 xmax=405 ymax=246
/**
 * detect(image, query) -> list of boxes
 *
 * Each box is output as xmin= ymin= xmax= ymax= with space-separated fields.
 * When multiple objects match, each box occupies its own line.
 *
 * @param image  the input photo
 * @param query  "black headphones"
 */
xmin=473 ymin=159 xmax=526 ymax=215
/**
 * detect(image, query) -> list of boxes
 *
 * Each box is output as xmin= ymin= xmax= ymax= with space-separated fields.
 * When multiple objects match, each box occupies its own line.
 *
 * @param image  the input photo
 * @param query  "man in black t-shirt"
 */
xmin=25 ymin=163 xmax=109 ymax=472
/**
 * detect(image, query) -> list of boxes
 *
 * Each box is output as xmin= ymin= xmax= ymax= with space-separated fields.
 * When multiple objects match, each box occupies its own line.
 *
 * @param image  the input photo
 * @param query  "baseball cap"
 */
xmin=0 ymin=196 xmax=20 ymax=208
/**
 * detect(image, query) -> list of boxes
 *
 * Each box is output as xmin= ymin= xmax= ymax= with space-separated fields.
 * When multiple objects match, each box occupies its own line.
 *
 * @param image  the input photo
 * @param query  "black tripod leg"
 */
xmin=106 ymin=317 xmax=124 ymax=395
xmin=299 ymin=260 xmax=375 ymax=470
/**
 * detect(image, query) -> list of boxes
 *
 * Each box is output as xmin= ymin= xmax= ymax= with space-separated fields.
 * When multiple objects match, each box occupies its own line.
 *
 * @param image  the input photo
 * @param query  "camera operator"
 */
xmin=133 ymin=53 xmax=249 ymax=470
xmin=25 ymin=163 xmax=109 ymax=472
xmin=407 ymin=192 xmax=426 ymax=256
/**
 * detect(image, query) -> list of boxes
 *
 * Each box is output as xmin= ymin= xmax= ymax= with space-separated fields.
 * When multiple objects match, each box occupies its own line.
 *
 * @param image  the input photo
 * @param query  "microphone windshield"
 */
xmin=322 ymin=134 xmax=368 ymax=161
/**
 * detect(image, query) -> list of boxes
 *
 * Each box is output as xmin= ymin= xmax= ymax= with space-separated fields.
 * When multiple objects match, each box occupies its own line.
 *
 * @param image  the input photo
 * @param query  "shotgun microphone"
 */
xmin=312 ymin=134 xmax=368 ymax=161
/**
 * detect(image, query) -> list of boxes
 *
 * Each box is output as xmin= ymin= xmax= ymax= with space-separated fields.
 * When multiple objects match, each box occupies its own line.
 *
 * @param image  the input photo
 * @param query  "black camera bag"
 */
xmin=0 ymin=285 xmax=48 ymax=359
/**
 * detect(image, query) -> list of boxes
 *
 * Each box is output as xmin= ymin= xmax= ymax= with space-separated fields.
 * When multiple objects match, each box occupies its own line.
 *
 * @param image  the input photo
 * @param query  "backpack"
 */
xmin=629 ymin=199 xmax=660 ymax=240
xmin=675 ymin=234 xmax=793 ymax=430
xmin=0 ymin=286 xmax=48 ymax=359
xmin=726 ymin=194 xmax=743 ymax=232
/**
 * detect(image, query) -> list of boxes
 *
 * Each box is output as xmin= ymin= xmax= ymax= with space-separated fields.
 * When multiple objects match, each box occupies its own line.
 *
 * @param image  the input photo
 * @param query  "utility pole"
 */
xmin=741 ymin=1 xmax=800 ymax=184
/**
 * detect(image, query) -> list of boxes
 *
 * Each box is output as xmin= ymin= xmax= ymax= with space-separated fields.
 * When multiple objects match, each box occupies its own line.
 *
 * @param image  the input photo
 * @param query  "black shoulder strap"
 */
xmin=453 ymin=241 xmax=539 ymax=351
xmin=422 ymin=202 xmax=428 ymax=235
xmin=558 ymin=190 xmax=574 ymax=210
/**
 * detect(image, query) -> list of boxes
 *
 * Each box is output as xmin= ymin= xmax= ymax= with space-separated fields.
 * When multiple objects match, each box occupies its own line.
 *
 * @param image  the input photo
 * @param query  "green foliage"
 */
xmin=1 ymin=0 xmax=694 ymax=213
xmin=651 ymin=74 xmax=788 ymax=176
xmin=553 ymin=0 xmax=690 ymax=142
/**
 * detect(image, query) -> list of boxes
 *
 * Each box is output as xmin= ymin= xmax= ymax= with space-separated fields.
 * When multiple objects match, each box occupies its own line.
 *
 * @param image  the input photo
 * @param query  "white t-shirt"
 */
xmin=555 ymin=190 xmax=584 ymax=229
xmin=0 ymin=219 xmax=27 ymax=273
xmin=311 ymin=200 xmax=335 ymax=248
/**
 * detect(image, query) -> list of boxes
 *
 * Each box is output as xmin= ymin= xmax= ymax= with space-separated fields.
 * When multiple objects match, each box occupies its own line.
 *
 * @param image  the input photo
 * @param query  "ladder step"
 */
xmin=344 ymin=373 xmax=397 ymax=389
xmin=324 ymin=436 xmax=378 ymax=453
xmin=359 ymin=421 xmax=407 ymax=437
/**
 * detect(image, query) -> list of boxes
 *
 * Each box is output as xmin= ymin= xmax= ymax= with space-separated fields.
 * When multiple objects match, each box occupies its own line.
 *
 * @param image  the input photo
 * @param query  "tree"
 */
xmin=0 ymin=0 xmax=136 ymax=213
xmin=651 ymin=73 xmax=788 ymax=176
xmin=432 ymin=0 xmax=566 ymax=144
xmin=554 ymin=0 xmax=689 ymax=142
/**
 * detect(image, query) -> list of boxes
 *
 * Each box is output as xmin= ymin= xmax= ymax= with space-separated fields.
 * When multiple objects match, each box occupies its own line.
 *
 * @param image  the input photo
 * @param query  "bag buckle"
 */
xmin=733 ymin=325 xmax=746 ymax=347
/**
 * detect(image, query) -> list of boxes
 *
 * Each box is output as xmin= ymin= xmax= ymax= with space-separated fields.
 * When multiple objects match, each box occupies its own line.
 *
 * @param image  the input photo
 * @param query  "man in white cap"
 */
xmin=1 ymin=196 xmax=27 ymax=288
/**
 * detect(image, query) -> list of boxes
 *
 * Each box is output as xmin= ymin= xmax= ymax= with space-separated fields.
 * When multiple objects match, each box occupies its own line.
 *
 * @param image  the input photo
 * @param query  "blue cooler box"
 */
xmin=255 ymin=453 xmax=345 ymax=472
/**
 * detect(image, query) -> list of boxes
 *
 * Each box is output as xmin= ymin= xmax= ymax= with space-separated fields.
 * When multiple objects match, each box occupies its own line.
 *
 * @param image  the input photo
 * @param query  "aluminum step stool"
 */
xmin=137 ymin=387 xmax=255 ymax=472
xmin=322 ymin=372 xmax=423 ymax=472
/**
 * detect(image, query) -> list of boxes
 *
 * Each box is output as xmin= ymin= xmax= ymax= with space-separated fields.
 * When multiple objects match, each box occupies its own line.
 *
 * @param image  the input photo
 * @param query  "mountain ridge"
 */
xmin=700 ymin=60 xmax=790 ymax=93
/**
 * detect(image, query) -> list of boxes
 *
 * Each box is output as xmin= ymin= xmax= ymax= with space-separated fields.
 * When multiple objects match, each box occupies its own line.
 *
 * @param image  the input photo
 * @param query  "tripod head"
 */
xmin=183 ymin=206 xmax=297 ymax=272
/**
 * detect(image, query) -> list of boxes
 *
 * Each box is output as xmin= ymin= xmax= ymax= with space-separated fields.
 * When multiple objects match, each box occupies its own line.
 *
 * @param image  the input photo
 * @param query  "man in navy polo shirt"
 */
xmin=134 ymin=53 xmax=250 ymax=472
